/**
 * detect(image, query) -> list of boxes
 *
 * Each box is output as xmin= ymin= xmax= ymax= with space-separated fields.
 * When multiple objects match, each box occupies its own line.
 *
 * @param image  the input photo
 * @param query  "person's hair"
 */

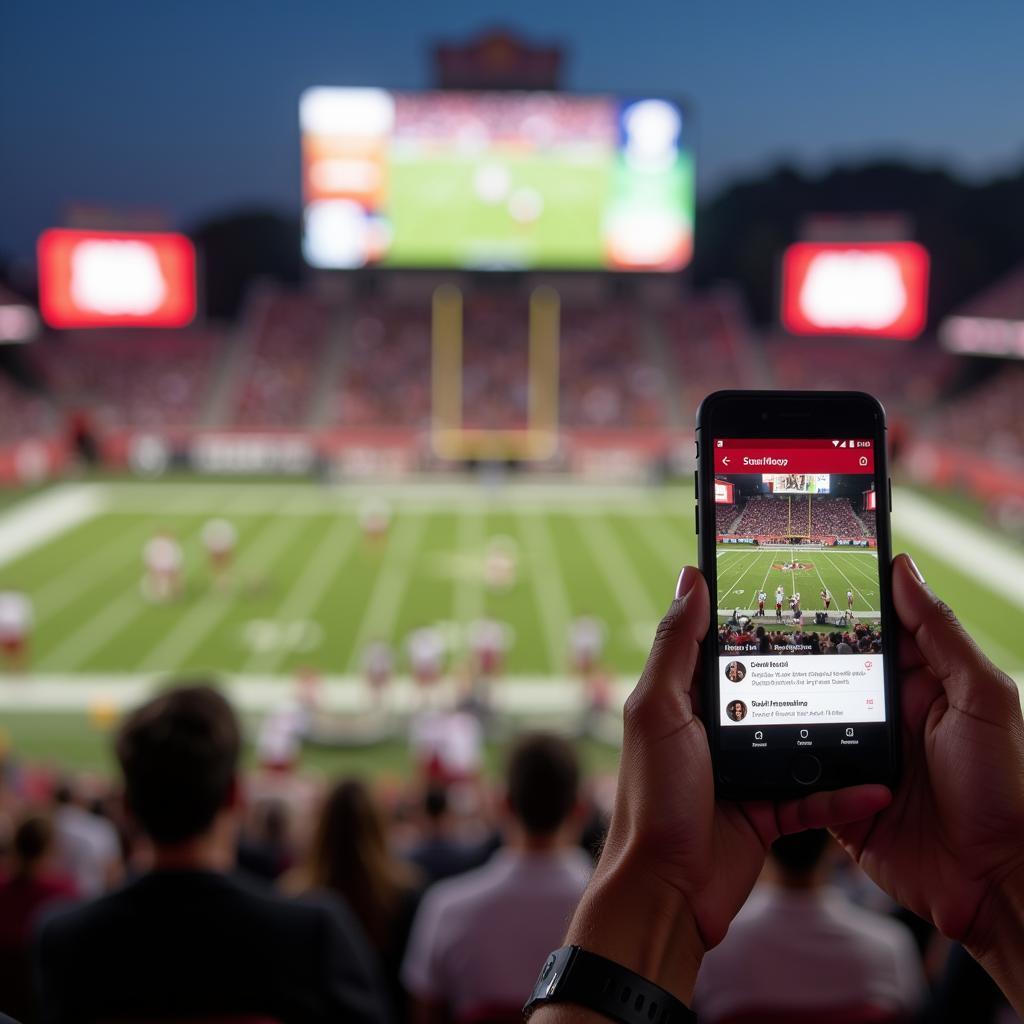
xmin=423 ymin=784 xmax=448 ymax=821
xmin=299 ymin=777 xmax=417 ymax=951
xmin=759 ymin=635 xmax=771 ymax=653
xmin=770 ymin=828 xmax=831 ymax=876
xmin=53 ymin=779 xmax=74 ymax=805
xmin=115 ymin=684 xmax=240 ymax=845
xmin=506 ymin=732 xmax=580 ymax=836
xmin=13 ymin=813 xmax=54 ymax=875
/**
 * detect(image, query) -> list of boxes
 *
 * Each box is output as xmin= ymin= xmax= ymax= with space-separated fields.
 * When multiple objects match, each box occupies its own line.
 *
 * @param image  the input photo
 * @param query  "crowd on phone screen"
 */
xmin=719 ymin=621 xmax=883 ymax=655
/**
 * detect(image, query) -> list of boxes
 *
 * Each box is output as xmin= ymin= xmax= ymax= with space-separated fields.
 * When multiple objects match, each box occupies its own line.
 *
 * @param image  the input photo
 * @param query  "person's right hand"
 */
xmin=832 ymin=554 xmax=1024 ymax=986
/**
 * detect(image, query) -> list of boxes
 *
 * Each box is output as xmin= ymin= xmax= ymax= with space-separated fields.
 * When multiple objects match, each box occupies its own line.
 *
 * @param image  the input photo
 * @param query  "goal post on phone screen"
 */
xmin=430 ymin=284 xmax=560 ymax=462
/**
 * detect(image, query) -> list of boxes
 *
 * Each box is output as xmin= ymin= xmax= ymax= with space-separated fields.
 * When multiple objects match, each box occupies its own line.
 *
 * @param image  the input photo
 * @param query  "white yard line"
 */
xmin=574 ymin=514 xmax=661 ymax=631
xmin=33 ymin=521 xmax=157 ymax=618
xmin=243 ymin=517 xmax=361 ymax=675
xmin=894 ymin=490 xmax=1024 ymax=610
xmin=820 ymin=551 xmax=871 ymax=609
xmin=517 ymin=510 xmax=574 ymax=673
xmin=453 ymin=504 xmax=486 ymax=630
xmin=0 ymin=485 xmax=105 ymax=569
xmin=716 ymin=550 xmax=763 ymax=601
xmin=136 ymin=514 xmax=301 ymax=674
xmin=344 ymin=513 xmax=429 ymax=672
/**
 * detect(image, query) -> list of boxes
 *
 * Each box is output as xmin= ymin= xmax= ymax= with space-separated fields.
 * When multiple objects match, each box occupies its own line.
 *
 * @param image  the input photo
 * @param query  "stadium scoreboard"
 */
xmin=300 ymin=87 xmax=694 ymax=272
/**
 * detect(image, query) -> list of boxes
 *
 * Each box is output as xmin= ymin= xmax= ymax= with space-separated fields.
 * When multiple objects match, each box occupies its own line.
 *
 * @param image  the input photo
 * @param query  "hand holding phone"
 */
xmin=696 ymin=391 xmax=899 ymax=798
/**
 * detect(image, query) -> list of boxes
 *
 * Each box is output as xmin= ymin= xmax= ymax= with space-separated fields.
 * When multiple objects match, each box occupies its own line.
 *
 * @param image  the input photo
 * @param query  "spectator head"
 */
xmin=837 ymin=642 xmax=854 ymax=654
xmin=115 ymin=684 xmax=240 ymax=848
xmin=769 ymin=829 xmax=831 ymax=887
xmin=13 ymin=813 xmax=56 ymax=877
xmin=53 ymin=779 xmax=75 ymax=806
xmin=423 ymin=784 xmax=449 ymax=824
xmin=301 ymin=777 xmax=416 ymax=950
xmin=505 ymin=732 xmax=580 ymax=842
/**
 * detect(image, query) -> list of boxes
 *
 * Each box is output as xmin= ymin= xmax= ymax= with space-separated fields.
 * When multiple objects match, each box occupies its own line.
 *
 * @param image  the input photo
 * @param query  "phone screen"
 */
xmin=710 ymin=437 xmax=886 ymax=752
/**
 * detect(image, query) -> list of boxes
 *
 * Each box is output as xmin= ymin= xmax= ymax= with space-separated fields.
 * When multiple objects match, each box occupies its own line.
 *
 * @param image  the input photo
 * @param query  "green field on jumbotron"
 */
xmin=0 ymin=479 xmax=1020 ymax=774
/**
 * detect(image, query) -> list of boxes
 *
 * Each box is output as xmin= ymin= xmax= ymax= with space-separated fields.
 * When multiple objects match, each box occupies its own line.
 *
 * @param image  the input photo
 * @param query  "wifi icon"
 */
xmin=832 ymin=440 xmax=840 ymax=447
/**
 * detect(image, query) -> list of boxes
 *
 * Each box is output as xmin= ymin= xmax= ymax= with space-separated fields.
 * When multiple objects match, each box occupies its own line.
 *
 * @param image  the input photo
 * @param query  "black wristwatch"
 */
xmin=523 ymin=945 xmax=698 ymax=1023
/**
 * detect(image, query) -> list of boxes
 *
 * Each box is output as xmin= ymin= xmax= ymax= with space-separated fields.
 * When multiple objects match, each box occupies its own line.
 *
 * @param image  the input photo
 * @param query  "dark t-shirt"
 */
xmin=35 ymin=869 xmax=389 ymax=1024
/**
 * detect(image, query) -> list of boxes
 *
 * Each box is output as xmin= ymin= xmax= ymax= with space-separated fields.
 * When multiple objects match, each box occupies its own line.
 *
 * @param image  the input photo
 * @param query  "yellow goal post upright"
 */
xmin=430 ymin=284 xmax=561 ymax=462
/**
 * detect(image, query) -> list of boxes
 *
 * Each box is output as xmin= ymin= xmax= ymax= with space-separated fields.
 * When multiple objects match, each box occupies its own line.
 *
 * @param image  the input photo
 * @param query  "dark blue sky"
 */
xmin=3 ymin=0 xmax=1023 ymax=261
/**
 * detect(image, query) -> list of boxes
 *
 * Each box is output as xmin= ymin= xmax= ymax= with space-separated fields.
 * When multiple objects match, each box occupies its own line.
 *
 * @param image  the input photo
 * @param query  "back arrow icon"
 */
xmin=722 ymin=456 xmax=730 ymax=465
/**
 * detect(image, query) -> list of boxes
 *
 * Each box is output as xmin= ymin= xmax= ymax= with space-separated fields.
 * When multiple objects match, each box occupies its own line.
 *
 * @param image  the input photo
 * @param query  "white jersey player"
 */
xmin=847 ymin=589 xmax=855 ymax=610
xmin=359 ymin=498 xmax=392 ymax=544
xmin=257 ymin=698 xmax=310 ymax=772
xmin=143 ymin=532 xmax=183 ymax=601
xmin=791 ymin=591 xmax=801 ymax=618
xmin=483 ymin=536 xmax=519 ymax=592
xmin=202 ymin=518 xmax=237 ymax=584
xmin=821 ymin=588 xmax=832 ymax=610
xmin=775 ymin=585 xmax=785 ymax=621
xmin=408 ymin=626 xmax=446 ymax=687
xmin=468 ymin=618 xmax=508 ymax=678
xmin=0 ymin=591 xmax=33 ymax=671
xmin=569 ymin=615 xmax=605 ymax=675
xmin=362 ymin=640 xmax=394 ymax=701
xmin=757 ymin=590 xmax=767 ymax=616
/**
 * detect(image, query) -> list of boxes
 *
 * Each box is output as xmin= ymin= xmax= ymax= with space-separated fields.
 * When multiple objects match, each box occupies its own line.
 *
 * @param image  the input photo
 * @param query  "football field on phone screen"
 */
xmin=716 ymin=547 xmax=883 ymax=624
xmin=0 ymin=480 xmax=1020 ymax=773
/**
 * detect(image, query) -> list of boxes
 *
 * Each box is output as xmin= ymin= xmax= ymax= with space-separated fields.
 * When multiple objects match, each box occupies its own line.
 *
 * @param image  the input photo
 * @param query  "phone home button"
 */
xmin=791 ymin=754 xmax=822 ymax=786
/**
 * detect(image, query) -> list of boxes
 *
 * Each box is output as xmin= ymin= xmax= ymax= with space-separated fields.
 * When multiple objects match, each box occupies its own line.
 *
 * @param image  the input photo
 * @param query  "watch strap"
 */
xmin=524 ymin=945 xmax=698 ymax=1024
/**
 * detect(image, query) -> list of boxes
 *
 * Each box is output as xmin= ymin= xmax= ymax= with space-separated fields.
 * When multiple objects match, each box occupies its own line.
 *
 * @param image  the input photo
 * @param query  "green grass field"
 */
xmin=0 ymin=479 xmax=1020 ymax=774
xmin=716 ymin=546 xmax=882 ymax=627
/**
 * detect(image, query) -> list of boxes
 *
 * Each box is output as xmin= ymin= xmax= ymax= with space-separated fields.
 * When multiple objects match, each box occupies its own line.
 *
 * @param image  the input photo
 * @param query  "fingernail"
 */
xmin=905 ymin=555 xmax=925 ymax=584
xmin=675 ymin=565 xmax=698 ymax=600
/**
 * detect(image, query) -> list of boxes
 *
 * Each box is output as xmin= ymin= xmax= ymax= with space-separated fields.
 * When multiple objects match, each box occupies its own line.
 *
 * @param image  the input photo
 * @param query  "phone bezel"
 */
xmin=695 ymin=390 xmax=900 ymax=800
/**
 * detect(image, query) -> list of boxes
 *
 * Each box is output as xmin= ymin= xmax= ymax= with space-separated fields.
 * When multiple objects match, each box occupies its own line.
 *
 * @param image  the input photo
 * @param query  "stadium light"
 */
xmin=781 ymin=241 xmax=929 ymax=339
xmin=37 ymin=229 xmax=197 ymax=329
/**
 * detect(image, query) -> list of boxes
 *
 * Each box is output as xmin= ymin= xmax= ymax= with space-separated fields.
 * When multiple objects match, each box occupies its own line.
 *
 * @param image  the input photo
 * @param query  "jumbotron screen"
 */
xmin=300 ymin=87 xmax=694 ymax=272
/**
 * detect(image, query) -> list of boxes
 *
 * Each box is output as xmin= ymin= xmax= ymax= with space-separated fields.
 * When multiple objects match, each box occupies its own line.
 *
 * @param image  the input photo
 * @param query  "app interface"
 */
xmin=712 ymin=438 xmax=885 ymax=739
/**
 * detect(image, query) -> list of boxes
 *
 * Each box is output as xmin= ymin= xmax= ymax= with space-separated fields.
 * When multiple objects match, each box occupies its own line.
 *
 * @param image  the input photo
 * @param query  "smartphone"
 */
xmin=695 ymin=390 xmax=899 ymax=799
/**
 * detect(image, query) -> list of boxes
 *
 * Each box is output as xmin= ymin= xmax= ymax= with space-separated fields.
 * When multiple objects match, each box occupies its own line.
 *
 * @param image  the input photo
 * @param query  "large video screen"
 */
xmin=300 ymin=87 xmax=694 ymax=272
xmin=763 ymin=473 xmax=831 ymax=494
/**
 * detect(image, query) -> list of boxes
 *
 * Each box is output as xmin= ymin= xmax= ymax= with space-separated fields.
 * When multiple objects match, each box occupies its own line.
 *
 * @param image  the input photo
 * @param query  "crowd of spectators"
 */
xmin=924 ymin=363 xmax=1024 ymax=465
xmin=0 ymin=378 xmax=53 ymax=444
xmin=3 ymin=657 xmax=1021 ymax=1022
xmin=715 ymin=502 xmax=741 ymax=533
xmin=232 ymin=291 xmax=331 ymax=427
xmin=560 ymin=303 xmax=666 ymax=428
xmin=33 ymin=329 xmax=223 ymax=431
xmin=719 ymin=620 xmax=883 ymax=655
xmin=732 ymin=495 xmax=869 ymax=537
xmin=332 ymin=302 xmax=432 ymax=430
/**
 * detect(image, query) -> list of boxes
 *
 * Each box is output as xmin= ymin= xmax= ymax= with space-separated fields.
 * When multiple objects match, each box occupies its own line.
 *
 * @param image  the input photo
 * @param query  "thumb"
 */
xmin=892 ymin=553 xmax=1018 ymax=720
xmin=623 ymin=566 xmax=710 ymax=740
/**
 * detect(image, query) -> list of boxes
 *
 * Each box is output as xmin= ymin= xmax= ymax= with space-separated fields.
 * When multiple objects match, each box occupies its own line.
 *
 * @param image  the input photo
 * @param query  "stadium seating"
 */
xmin=0 ymin=375 xmax=54 ymax=442
xmin=716 ymin=502 xmax=742 ymax=533
xmin=922 ymin=363 xmax=1024 ymax=464
xmin=559 ymin=302 xmax=666 ymax=428
xmin=32 ymin=328 xmax=223 ymax=430
xmin=735 ymin=495 xmax=867 ymax=536
xmin=331 ymin=299 xmax=432 ymax=429
xmin=231 ymin=291 xmax=331 ymax=427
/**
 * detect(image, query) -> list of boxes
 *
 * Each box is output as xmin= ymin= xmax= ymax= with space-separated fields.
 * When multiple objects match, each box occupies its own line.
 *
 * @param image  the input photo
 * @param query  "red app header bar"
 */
xmin=714 ymin=438 xmax=874 ymax=474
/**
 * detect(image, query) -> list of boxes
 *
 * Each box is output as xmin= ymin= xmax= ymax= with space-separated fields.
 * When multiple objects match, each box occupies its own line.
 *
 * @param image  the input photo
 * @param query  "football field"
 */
xmin=0 ymin=479 xmax=1020 ymax=772
xmin=716 ymin=546 xmax=883 ymax=626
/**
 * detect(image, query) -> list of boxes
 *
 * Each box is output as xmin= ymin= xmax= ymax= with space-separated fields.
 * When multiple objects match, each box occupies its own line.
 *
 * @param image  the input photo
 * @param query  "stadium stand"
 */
xmin=733 ymin=495 xmax=868 ymax=537
xmin=715 ymin=502 xmax=742 ymax=534
xmin=331 ymin=300 xmax=432 ymax=429
xmin=922 ymin=363 xmax=1024 ymax=465
xmin=231 ymin=291 xmax=331 ymax=427
xmin=0 ymin=377 xmax=54 ymax=443
xmin=560 ymin=302 xmax=666 ymax=428
xmin=32 ymin=328 xmax=223 ymax=430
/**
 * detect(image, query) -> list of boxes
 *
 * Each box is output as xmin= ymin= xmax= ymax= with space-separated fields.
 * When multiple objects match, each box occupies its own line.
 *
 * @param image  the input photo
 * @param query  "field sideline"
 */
xmin=0 ymin=479 xmax=1020 ymax=770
